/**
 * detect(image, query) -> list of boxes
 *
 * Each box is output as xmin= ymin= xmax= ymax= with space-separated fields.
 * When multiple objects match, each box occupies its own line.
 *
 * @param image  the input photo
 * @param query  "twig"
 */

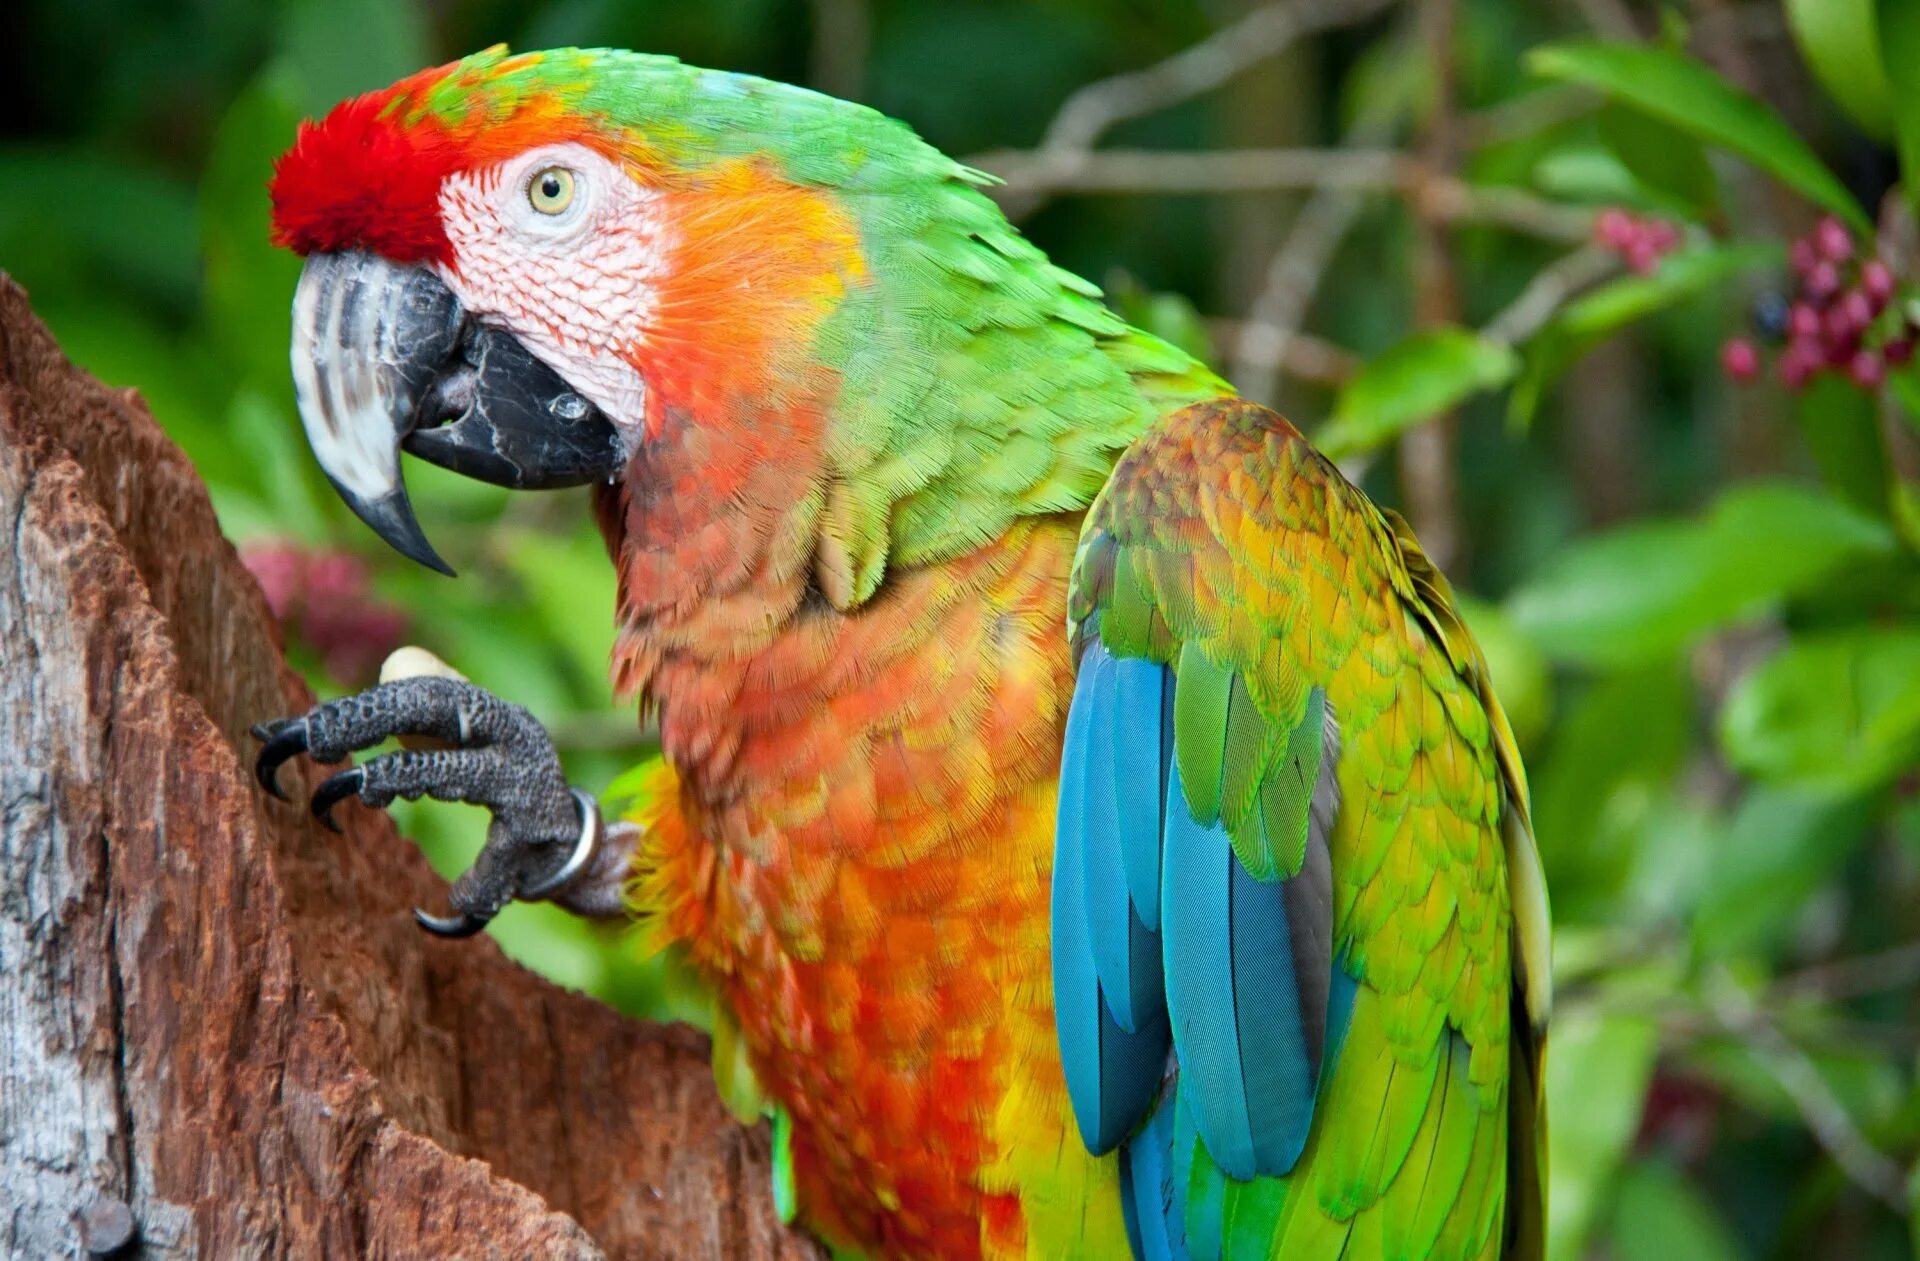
xmin=976 ymin=147 xmax=1594 ymax=242
xmin=1778 ymin=940 xmax=1920 ymax=1003
xmin=997 ymin=0 xmax=1401 ymax=217
xmin=1229 ymin=86 xmax=1407 ymax=405
xmin=979 ymin=146 xmax=1408 ymax=196
xmin=1482 ymin=245 xmax=1619 ymax=345
xmin=807 ymin=0 xmax=871 ymax=100
xmin=1703 ymin=968 xmax=1909 ymax=1212
xmin=1457 ymin=84 xmax=1596 ymax=148
xmin=1037 ymin=0 xmax=1398 ymax=152
xmin=1206 ymin=319 xmax=1359 ymax=385
xmin=1417 ymin=179 xmax=1594 ymax=242
xmin=1400 ymin=0 xmax=1466 ymax=573
xmin=1567 ymin=0 xmax=1639 ymax=40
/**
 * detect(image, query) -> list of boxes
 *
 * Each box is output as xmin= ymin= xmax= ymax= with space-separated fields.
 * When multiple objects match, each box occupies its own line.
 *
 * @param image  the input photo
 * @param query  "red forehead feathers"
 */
xmin=270 ymin=58 xmax=597 ymax=266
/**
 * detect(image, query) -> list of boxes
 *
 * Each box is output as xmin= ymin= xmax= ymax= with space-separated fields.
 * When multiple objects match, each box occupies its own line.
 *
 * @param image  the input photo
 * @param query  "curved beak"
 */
xmin=290 ymin=251 xmax=628 ymax=575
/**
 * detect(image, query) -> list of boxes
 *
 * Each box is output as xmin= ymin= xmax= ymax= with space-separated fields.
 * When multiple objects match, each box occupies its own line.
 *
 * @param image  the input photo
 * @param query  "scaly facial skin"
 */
xmin=435 ymin=141 xmax=666 ymax=428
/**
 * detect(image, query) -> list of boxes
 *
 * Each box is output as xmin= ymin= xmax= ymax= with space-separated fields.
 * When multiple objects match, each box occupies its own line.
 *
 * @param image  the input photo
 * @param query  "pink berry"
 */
xmin=1791 ymin=237 xmax=1819 ymax=275
xmin=1594 ymin=208 xmax=1634 ymax=249
xmin=1779 ymin=349 xmax=1816 ymax=390
xmin=1721 ymin=338 xmax=1760 ymax=382
xmin=1816 ymin=215 xmax=1854 ymax=262
xmin=1806 ymin=261 xmax=1842 ymax=303
xmin=1863 ymin=259 xmax=1896 ymax=308
xmin=241 ymin=541 xmax=307 ymax=621
xmin=1850 ymin=350 xmax=1886 ymax=388
xmin=304 ymin=550 xmax=367 ymax=602
xmin=1644 ymin=220 xmax=1681 ymax=252
xmin=1828 ymin=290 xmax=1874 ymax=340
xmin=1625 ymin=239 xmax=1663 ymax=274
xmin=1788 ymin=302 xmax=1822 ymax=340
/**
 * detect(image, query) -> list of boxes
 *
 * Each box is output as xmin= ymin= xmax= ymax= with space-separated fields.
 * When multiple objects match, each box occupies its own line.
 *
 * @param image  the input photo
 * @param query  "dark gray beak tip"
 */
xmin=332 ymin=479 xmax=457 ymax=577
xmin=291 ymin=251 xmax=624 ymax=575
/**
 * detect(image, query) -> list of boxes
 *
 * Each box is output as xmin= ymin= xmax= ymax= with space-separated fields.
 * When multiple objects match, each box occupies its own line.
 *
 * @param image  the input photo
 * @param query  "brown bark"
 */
xmin=0 ymin=273 xmax=821 ymax=1261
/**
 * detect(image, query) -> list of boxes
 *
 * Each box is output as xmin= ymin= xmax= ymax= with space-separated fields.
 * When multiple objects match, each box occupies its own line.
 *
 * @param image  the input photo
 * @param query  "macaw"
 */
xmin=253 ymin=45 xmax=1550 ymax=1261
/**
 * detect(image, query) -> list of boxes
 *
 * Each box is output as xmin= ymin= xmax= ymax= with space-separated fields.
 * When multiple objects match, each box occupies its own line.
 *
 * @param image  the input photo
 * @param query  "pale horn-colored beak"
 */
xmin=290 ymin=250 xmax=464 ymax=574
xmin=289 ymin=250 xmax=626 ymax=576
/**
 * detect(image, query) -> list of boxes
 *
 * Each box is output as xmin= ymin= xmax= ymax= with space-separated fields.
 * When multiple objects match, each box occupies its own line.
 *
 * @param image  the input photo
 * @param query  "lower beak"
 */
xmin=289 ymin=251 xmax=627 ymax=575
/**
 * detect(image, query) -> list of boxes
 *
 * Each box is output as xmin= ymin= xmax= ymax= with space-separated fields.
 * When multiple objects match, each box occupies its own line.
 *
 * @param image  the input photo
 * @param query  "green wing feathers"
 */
xmin=1064 ymin=397 xmax=1549 ymax=1260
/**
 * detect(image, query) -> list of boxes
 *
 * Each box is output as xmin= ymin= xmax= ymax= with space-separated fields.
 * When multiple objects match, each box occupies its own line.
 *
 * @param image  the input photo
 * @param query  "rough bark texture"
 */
xmin=0 ymin=274 xmax=821 ymax=1261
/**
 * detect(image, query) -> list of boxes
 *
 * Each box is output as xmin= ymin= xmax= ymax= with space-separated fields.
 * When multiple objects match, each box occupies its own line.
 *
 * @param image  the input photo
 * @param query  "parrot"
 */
xmin=252 ymin=45 xmax=1550 ymax=1261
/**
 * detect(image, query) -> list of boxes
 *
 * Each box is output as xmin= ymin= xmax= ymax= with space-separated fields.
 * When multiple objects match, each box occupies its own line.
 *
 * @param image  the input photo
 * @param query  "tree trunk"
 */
xmin=0 ymin=274 xmax=820 ymax=1261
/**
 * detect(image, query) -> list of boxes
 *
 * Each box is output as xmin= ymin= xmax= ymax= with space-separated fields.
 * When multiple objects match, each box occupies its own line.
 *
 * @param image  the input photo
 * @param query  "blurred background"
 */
xmin=5 ymin=0 xmax=1920 ymax=1256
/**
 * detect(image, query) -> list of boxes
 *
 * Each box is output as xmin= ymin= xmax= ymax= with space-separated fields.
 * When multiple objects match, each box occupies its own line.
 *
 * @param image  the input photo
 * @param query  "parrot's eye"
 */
xmin=527 ymin=166 xmax=576 ymax=215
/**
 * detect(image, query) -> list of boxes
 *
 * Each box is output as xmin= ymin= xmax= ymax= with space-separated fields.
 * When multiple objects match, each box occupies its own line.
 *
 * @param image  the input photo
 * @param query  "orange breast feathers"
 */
xmin=620 ymin=516 xmax=1084 ymax=1259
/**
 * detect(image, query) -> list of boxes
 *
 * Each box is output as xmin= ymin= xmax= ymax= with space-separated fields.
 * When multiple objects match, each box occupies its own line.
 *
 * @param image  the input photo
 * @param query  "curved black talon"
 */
xmin=252 ymin=718 xmax=310 ymax=802
xmin=413 ymin=906 xmax=491 ymax=938
xmin=311 ymin=766 xmax=364 ymax=833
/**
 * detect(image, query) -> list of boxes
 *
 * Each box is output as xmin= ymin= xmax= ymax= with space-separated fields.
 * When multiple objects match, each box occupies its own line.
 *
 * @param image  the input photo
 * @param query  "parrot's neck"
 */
xmin=601 ymin=167 xmax=1234 ymax=786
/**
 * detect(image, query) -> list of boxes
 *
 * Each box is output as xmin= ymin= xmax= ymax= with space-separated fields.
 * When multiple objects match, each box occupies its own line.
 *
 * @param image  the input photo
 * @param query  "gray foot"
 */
xmin=252 ymin=676 xmax=602 ymax=937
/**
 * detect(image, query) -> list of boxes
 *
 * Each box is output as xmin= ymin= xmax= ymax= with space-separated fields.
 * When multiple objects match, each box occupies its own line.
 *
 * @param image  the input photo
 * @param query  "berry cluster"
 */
xmin=1723 ymin=216 xmax=1910 ymax=391
xmin=243 ymin=540 xmax=410 ymax=684
xmin=1593 ymin=207 xmax=1684 ymax=274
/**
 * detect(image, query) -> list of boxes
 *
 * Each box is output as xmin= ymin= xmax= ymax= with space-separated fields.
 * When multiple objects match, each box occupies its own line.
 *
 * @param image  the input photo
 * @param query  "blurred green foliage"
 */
xmin=8 ymin=0 xmax=1920 ymax=1255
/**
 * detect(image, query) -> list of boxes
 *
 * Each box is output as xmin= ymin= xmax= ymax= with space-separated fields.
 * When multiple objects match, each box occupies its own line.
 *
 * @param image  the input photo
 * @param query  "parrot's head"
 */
xmin=270 ymin=46 xmax=923 ymax=574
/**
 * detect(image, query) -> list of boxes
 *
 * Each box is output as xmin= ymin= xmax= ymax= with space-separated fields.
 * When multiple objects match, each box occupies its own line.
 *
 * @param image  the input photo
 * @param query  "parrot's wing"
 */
xmin=1052 ymin=397 xmax=1549 ymax=1260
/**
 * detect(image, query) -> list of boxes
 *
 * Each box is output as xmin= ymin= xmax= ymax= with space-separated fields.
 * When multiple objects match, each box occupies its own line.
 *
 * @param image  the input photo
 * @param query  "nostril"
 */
xmin=415 ymin=365 xmax=478 ymax=428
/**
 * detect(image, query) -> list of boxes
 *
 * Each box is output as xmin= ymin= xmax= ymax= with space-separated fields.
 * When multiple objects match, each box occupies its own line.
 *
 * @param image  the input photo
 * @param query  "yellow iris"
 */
xmin=528 ymin=166 xmax=575 ymax=215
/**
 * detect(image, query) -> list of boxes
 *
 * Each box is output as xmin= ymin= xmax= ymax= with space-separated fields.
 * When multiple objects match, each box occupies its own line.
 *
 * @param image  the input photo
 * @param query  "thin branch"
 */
xmin=1417 ymin=179 xmax=1595 ymax=242
xmin=976 ymin=147 xmax=1594 ymax=243
xmin=1231 ymin=177 xmax=1375 ymax=404
xmin=1229 ymin=88 xmax=1406 ymax=404
xmin=1703 ymin=969 xmax=1909 ymax=1212
xmin=1401 ymin=0 xmax=1465 ymax=573
xmin=1036 ymin=0 xmax=1399 ymax=154
xmin=1778 ymin=940 xmax=1920 ymax=1003
xmin=1567 ymin=0 xmax=1640 ymax=40
xmin=1457 ymin=84 xmax=1595 ymax=148
xmin=978 ymin=146 xmax=1408 ymax=196
xmin=994 ymin=0 xmax=1401 ymax=218
xmin=1206 ymin=319 xmax=1359 ymax=385
xmin=807 ymin=0 xmax=872 ymax=100
xmin=1482 ymin=245 xmax=1619 ymax=345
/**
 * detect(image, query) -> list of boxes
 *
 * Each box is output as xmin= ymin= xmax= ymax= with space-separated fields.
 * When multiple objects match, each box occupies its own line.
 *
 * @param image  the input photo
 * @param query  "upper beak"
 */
xmin=290 ymin=250 xmax=628 ymax=575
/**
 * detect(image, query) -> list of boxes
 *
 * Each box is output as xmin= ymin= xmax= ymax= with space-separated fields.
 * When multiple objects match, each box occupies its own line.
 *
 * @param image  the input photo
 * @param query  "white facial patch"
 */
xmin=437 ymin=142 xmax=670 ymax=430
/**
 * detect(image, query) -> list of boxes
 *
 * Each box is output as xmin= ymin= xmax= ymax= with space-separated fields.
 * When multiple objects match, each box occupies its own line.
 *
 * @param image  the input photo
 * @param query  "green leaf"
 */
xmin=1720 ymin=629 xmax=1920 ymax=793
xmin=1786 ymin=0 xmax=1894 ymax=141
xmin=1604 ymin=1159 xmax=1746 ymax=1261
xmin=0 ymin=146 xmax=200 ymax=310
xmin=1507 ymin=481 xmax=1895 ymax=667
xmin=1318 ymin=326 xmax=1518 ymax=459
xmin=1511 ymin=241 xmax=1780 ymax=427
xmin=1533 ymin=665 xmax=1693 ymax=916
xmin=1546 ymin=1005 xmax=1661 ymax=1261
xmin=1597 ymin=105 xmax=1720 ymax=219
xmin=1796 ymin=373 xmax=1893 ymax=517
xmin=1528 ymin=41 xmax=1869 ymax=231
xmin=1106 ymin=277 xmax=1214 ymax=363
xmin=500 ymin=521 xmax=622 ymax=701
xmin=1692 ymin=788 xmax=1874 ymax=954
xmin=1877 ymin=0 xmax=1920 ymax=204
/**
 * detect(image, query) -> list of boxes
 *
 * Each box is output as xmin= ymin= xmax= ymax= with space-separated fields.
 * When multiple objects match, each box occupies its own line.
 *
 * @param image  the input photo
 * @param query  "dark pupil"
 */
xmin=541 ymin=174 xmax=562 ymax=199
